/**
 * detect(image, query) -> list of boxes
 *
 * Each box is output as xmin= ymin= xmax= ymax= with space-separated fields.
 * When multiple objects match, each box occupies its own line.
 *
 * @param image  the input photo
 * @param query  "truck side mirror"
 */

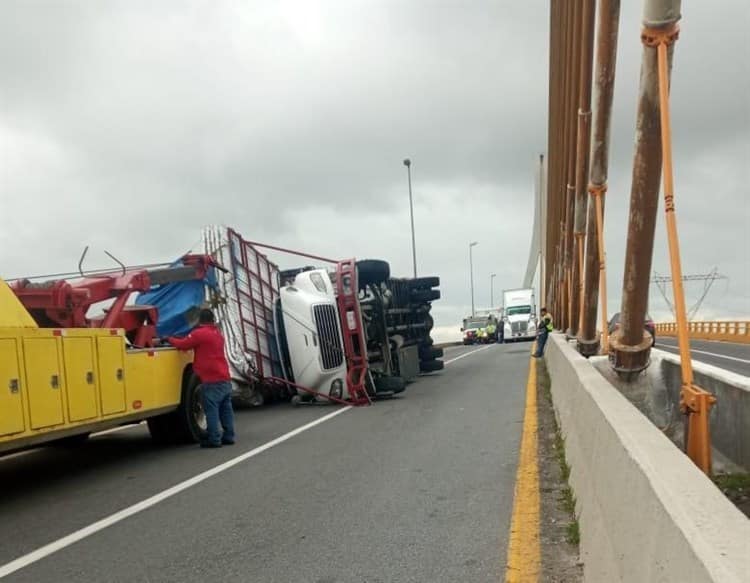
xmin=460 ymin=327 xmax=464 ymax=332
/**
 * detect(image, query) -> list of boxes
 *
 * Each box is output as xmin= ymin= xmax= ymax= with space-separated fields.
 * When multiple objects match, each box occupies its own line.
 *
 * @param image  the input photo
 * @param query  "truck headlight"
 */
xmin=329 ymin=379 xmax=344 ymax=399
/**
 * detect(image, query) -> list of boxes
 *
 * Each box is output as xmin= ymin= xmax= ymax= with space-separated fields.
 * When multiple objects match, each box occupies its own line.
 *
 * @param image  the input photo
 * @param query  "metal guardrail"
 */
xmin=655 ymin=321 xmax=750 ymax=344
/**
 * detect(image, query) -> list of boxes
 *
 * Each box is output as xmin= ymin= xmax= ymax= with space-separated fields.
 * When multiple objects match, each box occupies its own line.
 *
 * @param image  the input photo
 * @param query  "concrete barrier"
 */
xmin=545 ymin=333 xmax=750 ymax=583
xmin=655 ymin=349 xmax=750 ymax=471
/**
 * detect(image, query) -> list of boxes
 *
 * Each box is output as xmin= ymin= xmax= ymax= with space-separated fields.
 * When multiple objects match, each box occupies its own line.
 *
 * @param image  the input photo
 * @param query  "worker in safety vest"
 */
xmin=486 ymin=322 xmax=497 ymax=343
xmin=533 ymin=308 xmax=553 ymax=358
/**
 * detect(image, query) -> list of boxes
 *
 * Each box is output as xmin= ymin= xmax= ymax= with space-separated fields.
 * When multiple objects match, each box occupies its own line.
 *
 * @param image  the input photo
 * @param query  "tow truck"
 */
xmin=0 ymin=255 xmax=219 ymax=454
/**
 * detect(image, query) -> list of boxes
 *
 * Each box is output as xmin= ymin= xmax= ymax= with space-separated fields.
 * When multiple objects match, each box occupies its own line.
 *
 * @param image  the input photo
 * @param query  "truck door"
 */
xmin=0 ymin=338 xmax=26 ymax=436
xmin=62 ymin=337 xmax=98 ymax=422
xmin=97 ymin=336 xmax=126 ymax=415
xmin=23 ymin=337 xmax=65 ymax=429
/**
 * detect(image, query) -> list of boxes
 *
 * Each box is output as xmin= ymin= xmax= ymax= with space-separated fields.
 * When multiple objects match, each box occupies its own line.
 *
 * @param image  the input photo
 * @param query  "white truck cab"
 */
xmin=275 ymin=269 xmax=348 ymax=401
xmin=502 ymin=288 xmax=537 ymax=342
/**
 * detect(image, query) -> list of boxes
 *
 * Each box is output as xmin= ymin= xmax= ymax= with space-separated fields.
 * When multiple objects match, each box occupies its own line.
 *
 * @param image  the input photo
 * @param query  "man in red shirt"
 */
xmin=168 ymin=309 xmax=235 ymax=448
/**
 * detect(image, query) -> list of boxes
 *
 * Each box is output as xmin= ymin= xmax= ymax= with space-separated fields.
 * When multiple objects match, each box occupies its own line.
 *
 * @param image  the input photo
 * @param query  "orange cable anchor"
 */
xmin=576 ymin=232 xmax=585 ymax=335
xmin=645 ymin=23 xmax=716 ymax=474
xmin=588 ymin=183 xmax=609 ymax=354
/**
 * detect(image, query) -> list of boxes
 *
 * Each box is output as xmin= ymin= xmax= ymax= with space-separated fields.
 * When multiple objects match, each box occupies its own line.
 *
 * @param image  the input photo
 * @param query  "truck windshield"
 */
xmin=506 ymin=306 xmax=531 ymax=316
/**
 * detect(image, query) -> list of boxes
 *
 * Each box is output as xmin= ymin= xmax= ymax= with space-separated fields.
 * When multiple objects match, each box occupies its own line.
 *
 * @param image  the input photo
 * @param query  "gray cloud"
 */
xmin=1 ymin=1 xmax=748 ymax=337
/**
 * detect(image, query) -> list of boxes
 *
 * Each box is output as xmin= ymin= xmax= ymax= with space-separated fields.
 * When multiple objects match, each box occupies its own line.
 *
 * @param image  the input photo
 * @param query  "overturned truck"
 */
xmin=146 ymin=226 xmax=444 ymax=406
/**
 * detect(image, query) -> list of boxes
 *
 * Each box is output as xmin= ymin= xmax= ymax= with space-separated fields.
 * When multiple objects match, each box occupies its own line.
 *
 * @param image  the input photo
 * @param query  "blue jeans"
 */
xmin=202 ymin=381 xmax=235 ymax=445
xmin=534 ymin=332 xmax=549 ymax=357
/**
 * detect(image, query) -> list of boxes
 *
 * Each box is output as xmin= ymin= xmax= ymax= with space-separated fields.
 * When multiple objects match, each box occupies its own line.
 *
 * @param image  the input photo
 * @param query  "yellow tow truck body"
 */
xmin=0 ymin=278 xmax=194 ymax=454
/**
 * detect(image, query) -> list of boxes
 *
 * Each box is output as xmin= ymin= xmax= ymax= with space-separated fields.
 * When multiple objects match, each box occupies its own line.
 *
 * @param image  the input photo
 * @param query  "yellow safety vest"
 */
xmin=543 ymin=314 xmax=553 ymax=332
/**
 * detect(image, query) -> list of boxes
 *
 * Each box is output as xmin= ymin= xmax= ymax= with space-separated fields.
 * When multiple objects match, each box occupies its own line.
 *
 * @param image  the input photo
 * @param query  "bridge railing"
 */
xmin=655 ymin=321 xmax=750 ymax=344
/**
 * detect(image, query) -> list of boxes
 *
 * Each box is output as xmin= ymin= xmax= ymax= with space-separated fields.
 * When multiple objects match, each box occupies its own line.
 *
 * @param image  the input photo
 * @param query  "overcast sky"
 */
xmin=1 ymin=1 xmax=748 ymax=340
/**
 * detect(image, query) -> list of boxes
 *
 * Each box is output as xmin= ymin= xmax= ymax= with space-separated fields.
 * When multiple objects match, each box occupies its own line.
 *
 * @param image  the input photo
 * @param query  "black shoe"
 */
xmin=200 ymin=441 xmax=222 ymax=448
xmin=221 ymin=439 xmax=235 ymax=446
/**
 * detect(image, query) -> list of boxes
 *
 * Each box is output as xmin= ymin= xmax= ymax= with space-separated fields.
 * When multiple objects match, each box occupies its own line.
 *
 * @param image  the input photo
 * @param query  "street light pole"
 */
xmin=403 ymin=159 xmax=418 ymax=278
xmin=469 ymin=241 xmax=479 ymax=316
xmin=491 ymin=273 xmax=497 ymax=308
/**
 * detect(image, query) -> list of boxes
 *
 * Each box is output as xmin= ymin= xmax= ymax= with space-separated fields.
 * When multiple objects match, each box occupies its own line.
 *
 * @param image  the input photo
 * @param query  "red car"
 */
xmin=608 ymin=312 xmax=656 ymax=347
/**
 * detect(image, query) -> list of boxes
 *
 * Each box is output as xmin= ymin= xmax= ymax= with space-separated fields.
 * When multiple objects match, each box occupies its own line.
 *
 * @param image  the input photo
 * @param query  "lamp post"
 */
xmin=403 ymin=158 xmax=417 ymax=277
xmin=490 ymin=273 xmax=497 ymax=308
xmin=469 ymin=241 xmax=479 ymax=316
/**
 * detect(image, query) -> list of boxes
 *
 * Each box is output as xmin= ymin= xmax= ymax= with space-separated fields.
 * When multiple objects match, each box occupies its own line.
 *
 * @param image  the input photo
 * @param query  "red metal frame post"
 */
xmin=335 ymin=259 xmax=372 ymax=406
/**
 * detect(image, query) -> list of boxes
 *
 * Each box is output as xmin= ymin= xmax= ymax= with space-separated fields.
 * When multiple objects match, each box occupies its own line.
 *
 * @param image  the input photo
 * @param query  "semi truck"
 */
xmin=0 ymin=226 xmax=443 ymax=454
xmin=501 ymin=288 xmax=537 ymax=342
xmin=197 ymin=226 xmax=443 ymax=405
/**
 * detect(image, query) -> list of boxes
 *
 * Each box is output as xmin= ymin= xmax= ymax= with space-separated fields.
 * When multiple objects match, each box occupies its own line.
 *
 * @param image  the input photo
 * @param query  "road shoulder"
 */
xmin=537 ymin=358 xmax=583 ymax=582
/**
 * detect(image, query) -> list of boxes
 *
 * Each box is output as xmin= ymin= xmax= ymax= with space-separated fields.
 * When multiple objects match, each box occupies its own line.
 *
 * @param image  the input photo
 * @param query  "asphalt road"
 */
xmin=0 ymin=343 xmax=530 ymax=583
xmin=655 ymin=337 xmax=750 ymax=377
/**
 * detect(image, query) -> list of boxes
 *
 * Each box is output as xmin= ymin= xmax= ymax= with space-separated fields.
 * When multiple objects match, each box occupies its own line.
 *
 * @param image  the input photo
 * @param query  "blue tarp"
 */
xmin=135 ymin=261 xmax=217 ymax=338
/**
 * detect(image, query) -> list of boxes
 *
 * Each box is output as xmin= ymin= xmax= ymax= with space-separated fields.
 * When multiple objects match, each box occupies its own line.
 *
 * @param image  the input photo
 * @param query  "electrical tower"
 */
xmin=650 ymin=268 xmax=728 ymax=320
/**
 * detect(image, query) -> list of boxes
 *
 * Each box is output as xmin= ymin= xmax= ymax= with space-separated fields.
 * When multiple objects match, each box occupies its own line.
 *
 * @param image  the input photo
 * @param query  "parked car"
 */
xmin=608 ymin=312 xmax=656 ymax=346
xmin=461 ymin=321 xmax=484 ymax=345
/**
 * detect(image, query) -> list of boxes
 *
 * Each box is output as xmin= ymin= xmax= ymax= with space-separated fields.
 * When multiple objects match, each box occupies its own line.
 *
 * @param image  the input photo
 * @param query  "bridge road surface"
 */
xmin=0 ymin=343 xmax=530 ymax=583
xmin=655 ymin=337 xmax=750 ymax=377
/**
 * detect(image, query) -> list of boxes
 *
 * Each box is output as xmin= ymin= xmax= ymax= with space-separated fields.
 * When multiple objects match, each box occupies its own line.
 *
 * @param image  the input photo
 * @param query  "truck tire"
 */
xmin=147 ymin=415 xmax=176 ymax=445
xmin=422 ymin=313 xmax=434 ymax=332
xmin=408 ymin=276 xmax=440 ymax=290
xmin=52 ymin=432 xmax=91 ymax=446
xmin=419 ymin=346 xmax=443 ymax=360
xmin=411 ymin=289 xmax=441 ymax=302
xmin=357 ymin=260 xmax=390 ymax=287
xmin=375 ymin=375 xmax=406 ymax=394
xmin=419 ymin=359 xmax=445 ymax=373
xmin=174 ymin=373 xmax=209 ymax=443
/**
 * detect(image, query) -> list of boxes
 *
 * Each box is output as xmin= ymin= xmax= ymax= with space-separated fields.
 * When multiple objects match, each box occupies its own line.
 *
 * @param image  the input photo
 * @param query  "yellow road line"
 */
xmin=504 ymin=355 xmax=540 ymax=582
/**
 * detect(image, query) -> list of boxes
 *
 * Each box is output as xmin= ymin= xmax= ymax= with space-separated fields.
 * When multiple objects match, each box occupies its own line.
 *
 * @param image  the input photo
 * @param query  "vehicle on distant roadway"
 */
xmin=502 ymin=288 xmax=537 ymax=342
xmin=608 ymin=312 xmax=656 ymax=347
xmin=462 ymin=313 xmax=501 ymax=344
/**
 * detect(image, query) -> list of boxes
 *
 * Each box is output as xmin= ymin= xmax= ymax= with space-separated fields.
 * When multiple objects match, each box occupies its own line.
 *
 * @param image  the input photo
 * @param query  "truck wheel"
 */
xmin=411 ymin=289 xmax=441 ymax=302
xmin=419 ymin=346 xmax=444 ymax=360
xmin=173 ymin=373 xmax=209 ymax=444
xmin=147 ymin=415 xmax=176 ymax=445
xmin=422 ymin=313 xmax=434 ymax=332
xmin=420 ymin=360 xmax=444 ymax=373
xmin=356 ymin=260 xmax=390 ymax=287
xmin=375 ymin=375 xmax=406 ymax=394
xmin=52 ymin=432 xmax=91 ymax=446
xmin=408 ymin=276 xmax=440 ymax=290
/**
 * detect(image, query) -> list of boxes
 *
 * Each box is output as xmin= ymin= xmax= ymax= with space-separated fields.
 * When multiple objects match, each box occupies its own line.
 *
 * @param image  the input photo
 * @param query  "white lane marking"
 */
xmin=656 ymin=344 xmax=750 ymax=365
xmin=0 ymin=406 xmax=352 ymax=579
xmin=444 ymin=344 xmax=495 ymax=365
